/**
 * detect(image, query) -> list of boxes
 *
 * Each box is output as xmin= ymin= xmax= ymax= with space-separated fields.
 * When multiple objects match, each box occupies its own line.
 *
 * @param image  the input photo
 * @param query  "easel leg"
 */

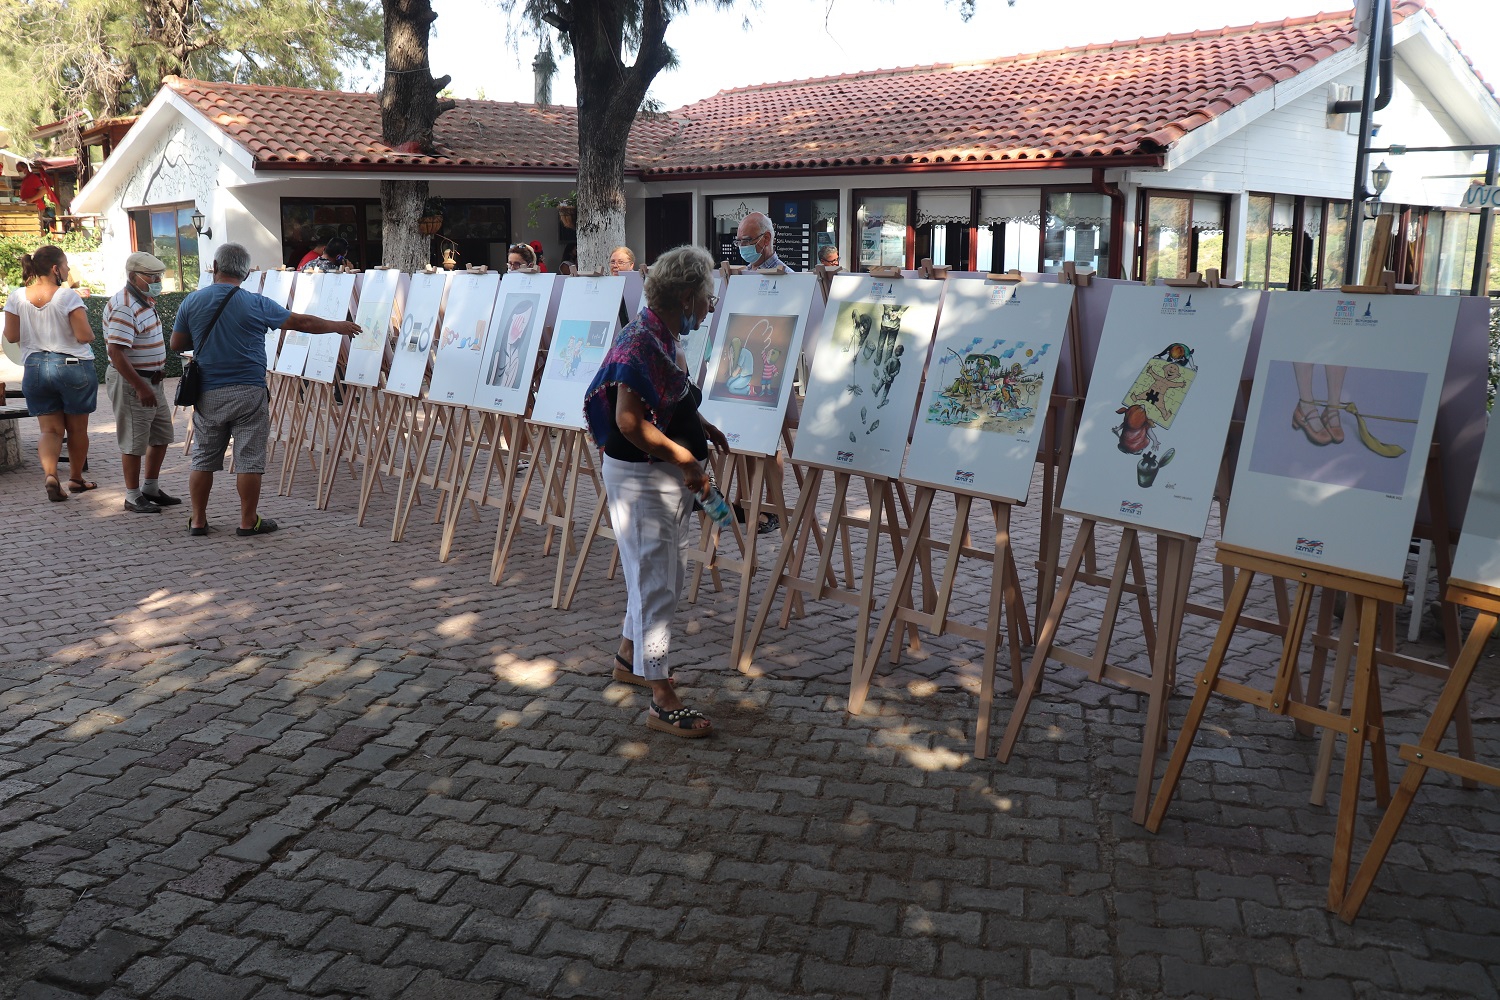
xmin=1145 ymin=566 xmax=1258 ymax=833
xmin=741 ymin=467 xmax=824 ymax=671
xmin=1311 ymin=594 xmax=1360 ymax=807
xmin=1329 ymin=594 xmax=1381 ymax=912
xmin=975 ymin=503 xmax=1018 ymax=758
xmin=996 ymin=520 xmax=1096 ymax=764
xmin=851 ymin=487 xmax=934 ymax=715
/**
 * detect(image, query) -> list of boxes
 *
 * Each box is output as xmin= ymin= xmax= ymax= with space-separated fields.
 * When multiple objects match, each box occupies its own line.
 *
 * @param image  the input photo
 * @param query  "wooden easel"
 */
xmin=390 ymin=398 xmax=476 ymax=543
xmin=1145 ymin=541 xmax=1401 ymax=912
xmin=356 ymin=390 xmax=421 ymax=526
xmin=488 ymin=420 xmax=582 ymax=593
xmin=738 ymin=459 xmax=922 ymax=676
xmin=436 ymin=408 xmax=517 ymax=562
xmin=856 ymin=481 xmax=1033 ymax=757
xmin=277 ymin=376 xmax=338 ymax=498
xmin=1336 ymin=576 xmax=1500 ymax=922
xmin=318 ymin=378 xmax=384 ymax=510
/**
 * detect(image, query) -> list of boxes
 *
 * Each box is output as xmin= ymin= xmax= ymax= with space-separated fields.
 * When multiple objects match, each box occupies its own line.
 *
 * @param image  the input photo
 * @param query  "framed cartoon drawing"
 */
xmin=903 ymin=278 xmax=1075 ymax=501
xmin=1224 ymin=291 xmax=1459 ymax=580
xmin=1060 ymin=285 xmax=1259 ymax=536
xmin=472 ymin=272 xmax=560 ymax=415
xmin=531 ymin=275 xmax=627 ymax=430
xmin=426 ymin=270 xmax=500 ymax=405
xmin=346 ymin=269 xmax=404 ymax=387
xmin=791 ymin=273 xmax=943 ymax=478
xmin=697 ymin=272 xmax=819 ymax=456
xmin=385 ymin=271 xmax=449 ymax=398
xmin=258 ymin=270 xmax=296 ymax=371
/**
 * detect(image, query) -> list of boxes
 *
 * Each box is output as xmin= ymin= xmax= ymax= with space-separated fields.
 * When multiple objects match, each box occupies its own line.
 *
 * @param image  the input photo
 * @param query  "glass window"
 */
xmin=1322 ymin=201 xmax=1351 ymax=289
xmin=915 ymin=190 xmax=971 ymax=270
xmin=127 ymin=201 xmax=199 ymax=292
xmin=856 ymin=194 xmax=909 ymax=269
xmin=708 ymin=194 xmax=837 ymax=271
xmin=977 ymin=188 xmax=1041 ymax=273
xmin=1043 ymin=192 xmax=1110 ymax=275
xmin=1193 ymin=194 xmax=1227 ymax=277
xmin=1268 ymin=195 xmax=1295 ymax=289
xmin=1144 ymin=193 xmax=1191 ymax=282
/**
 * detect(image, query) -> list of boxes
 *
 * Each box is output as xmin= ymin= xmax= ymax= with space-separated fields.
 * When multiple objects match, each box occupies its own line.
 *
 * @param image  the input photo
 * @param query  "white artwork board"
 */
xmin=385 ymin=272 xmax=448 ymax=397
xmin=346 ymin=269 xmax=404 ymax=387
xmin=684 ymin=269 xmax=730 ymax=384
xmin=1061 ymin=285 xmax=1259 ymax=536
xmin=427 ymin=271 xmax=500 ymax=405
xmin=1450 ymin=416 xmax=1500 ymax=589
xmin=902 ymin=278 xmax=1075 ymax=501
xmin=258 ymin=270 xmax=296 ymax=369
xmin=472 ymin=271 xmax=559 ymax=415
xmin=792 ymin=274 xmax=943 ymax=478
xmin=531 ymin=275 xmax=626 ymax=430
xmin=291 ymin=272 xmax=357 ymax=383
xmin=698 ymin=272 xmax=819 ymax=457
xmin=1223 ymin=291 xmax=1459 ymax=580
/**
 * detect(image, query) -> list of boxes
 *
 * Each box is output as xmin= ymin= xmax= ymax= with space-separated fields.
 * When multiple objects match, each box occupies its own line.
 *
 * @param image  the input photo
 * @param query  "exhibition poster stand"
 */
xmin=495 ymin=274 xmax=630 ymax=608
xmin=856 ymin=271 xmax=1082 ymax=756
xmin=277 ymin=271 xmax=358 ymax=499
xmin=390 ymin=268 xmax=500 ymax=546
xmin=1336 ymin=575 xmax=1500 ymax=921
xmin=738 ymin=266 xmax=940 ymax=677
xmin=999 ymin=274 xmax=1260 ymax=823
xmin=357 ymin=270 xmax=448 ymax=529
xmin=1146 ymin=279 xmax=1458 ymax=913
xmin=685 ymin=265 xmax=821 ymax=668
xmin=437 ymin=270 xmax=562 ymax=565
xmin=318 ymin=268 xmax=404 ymax=510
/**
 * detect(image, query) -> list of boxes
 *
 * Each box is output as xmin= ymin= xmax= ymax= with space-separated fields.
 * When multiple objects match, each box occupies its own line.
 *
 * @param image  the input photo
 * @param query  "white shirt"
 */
xmin=4 ymin=286 xmax=90 ymax=361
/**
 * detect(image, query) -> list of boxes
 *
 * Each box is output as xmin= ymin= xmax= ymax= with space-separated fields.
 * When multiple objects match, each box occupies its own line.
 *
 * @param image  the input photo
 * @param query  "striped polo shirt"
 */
xmin=103 ymin=286 xmax=166 ymax=372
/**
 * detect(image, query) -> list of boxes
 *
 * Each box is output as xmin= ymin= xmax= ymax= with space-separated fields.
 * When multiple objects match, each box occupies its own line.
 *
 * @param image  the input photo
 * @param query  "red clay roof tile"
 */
xmin=160 ymin=2 xmax=1474 ymax=178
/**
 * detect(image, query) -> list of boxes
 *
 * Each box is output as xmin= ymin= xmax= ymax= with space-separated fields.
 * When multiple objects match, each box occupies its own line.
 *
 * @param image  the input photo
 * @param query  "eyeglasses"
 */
xmin=733 ymin=234 xmax=765 ymax=248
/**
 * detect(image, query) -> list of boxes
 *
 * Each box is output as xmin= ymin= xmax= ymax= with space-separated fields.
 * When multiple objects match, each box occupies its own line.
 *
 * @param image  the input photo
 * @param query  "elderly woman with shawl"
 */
xmin=584 ymin=245 xmax=728 ymax=737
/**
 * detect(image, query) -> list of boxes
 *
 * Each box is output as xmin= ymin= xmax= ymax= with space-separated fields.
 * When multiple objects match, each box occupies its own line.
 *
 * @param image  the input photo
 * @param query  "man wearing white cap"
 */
xmin=104 ymin=251 xmax=180 ymax=512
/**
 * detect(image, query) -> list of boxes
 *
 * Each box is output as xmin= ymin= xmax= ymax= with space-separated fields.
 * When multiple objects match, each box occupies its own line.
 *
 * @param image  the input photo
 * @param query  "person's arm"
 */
xmin=3 ymin=312 xmax=18 ymax=344
xmin=169 ymin=306 xmax=194 ymax=353
xmin=699 ymin=415 xmax=729 ymax=455
xmin=67 ymin=305 xmax=93 ymax=344
xmin=615 ymin=387 xmax=708 ymax=495
xmin=284 ymin=311 xmax=360 ymax=337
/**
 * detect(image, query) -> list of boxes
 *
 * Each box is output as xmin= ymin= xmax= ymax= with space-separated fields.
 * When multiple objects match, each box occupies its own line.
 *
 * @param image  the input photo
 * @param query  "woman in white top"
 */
xmin=2 ymin=245 xmax=97 ymax=501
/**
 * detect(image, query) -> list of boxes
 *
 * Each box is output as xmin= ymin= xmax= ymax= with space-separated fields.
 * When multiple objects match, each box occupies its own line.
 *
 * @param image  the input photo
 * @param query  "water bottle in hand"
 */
xmin=700 ymin=485 xmax=733 ymax=527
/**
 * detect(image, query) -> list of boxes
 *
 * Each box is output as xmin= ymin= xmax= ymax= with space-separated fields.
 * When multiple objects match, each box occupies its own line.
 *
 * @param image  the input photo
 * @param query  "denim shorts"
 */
xmin=22 ymin=352 xmax=99 ymax=416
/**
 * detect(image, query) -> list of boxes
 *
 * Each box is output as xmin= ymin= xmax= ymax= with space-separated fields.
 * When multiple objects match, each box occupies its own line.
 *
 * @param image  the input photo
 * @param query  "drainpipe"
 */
xmin=1093 ymin=167 xmax=1126 ymax=279
xmin=1336 ymin=0 xmax=1396 ymax=281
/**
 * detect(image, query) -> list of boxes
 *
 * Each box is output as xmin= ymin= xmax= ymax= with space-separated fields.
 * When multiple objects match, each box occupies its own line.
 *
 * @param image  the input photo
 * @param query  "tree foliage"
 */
xmin=0 ymin=0 xmax=382 ymax=149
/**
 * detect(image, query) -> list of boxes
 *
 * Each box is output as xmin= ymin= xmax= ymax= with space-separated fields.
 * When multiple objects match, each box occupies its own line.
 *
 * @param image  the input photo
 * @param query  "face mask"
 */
xmin=737 ymin=243 xmax=761 ymax=265
xmin=679 ymin=308 xmax=700 ymax=337
xmin=146 ymin=280 xmax=163 ymax=296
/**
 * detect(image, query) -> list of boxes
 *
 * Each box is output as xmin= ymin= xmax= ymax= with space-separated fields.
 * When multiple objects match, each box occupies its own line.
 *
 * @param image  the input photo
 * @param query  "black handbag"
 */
xmin=175 ymin=286 xmax=240 ymax=407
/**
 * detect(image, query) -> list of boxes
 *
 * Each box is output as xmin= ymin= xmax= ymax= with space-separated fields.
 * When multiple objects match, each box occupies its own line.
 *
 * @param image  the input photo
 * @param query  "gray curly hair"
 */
xmin=644 ymin=244 xmax=715 ymax=314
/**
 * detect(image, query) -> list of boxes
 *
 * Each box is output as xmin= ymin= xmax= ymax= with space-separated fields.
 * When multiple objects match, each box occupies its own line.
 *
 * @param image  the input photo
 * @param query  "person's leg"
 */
xmin=35 ymin=412 xmax=64 ymax=481
xmin=1322 ymin=365 xmax=1348 ymax=444
xmin=142 ymin=444 xmax=168 ymax=482
xmin=63 ymin=412 xmax=90 ymax=485
xmin=121 ymin=453 xmax=143 ymax=490
xmin=235 ymin=473 xmax=263 ymax=530
xmin=1292 ymin=361 xmax=1331 ymax=445
xmin=189 ymin=471 xmax=213 ymax=528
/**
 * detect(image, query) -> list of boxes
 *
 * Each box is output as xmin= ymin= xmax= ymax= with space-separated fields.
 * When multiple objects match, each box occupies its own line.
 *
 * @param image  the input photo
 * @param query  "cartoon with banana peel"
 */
xmin=1291 ymin=361 xmax=1410 ymax=458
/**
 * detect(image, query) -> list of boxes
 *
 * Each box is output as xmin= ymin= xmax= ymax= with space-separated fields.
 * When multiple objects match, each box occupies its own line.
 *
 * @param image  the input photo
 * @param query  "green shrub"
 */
xmin=84 ymin=290 xmax=189 ymax=381
xmin=0 ymin=230 xmax=103 ymax=291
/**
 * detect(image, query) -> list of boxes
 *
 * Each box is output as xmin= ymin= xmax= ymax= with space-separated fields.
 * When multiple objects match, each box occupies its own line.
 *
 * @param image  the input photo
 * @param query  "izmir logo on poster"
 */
xmin=1295 ymin=536 xmax=1325 ymax=557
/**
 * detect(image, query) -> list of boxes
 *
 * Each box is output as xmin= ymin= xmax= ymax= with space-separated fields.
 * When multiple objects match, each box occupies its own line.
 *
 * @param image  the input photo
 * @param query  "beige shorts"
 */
xmin=106 ymin=366 xmax=176 ymax=455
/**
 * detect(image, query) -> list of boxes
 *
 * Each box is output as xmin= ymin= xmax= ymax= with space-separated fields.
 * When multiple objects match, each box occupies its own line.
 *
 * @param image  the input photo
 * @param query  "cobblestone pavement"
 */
xmin=1 ymin=408 xmax=1497 ymax=1000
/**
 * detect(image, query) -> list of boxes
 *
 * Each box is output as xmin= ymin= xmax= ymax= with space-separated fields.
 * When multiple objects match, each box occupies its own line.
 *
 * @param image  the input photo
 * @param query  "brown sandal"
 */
xmin=66 ymin=479 xmax=98 ymax=492
xmin=646 ymin=702 xmax=713 ymax=738
xmin=45 ymin=475 xmax=68 ymax=502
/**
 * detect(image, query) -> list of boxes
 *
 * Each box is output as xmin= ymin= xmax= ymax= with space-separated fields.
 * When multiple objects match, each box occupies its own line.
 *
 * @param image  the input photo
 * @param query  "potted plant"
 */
xmin=526 ymin=190 xmax=576 ymax=229
xmin=418 ymin=196 xmax=444 ymax=236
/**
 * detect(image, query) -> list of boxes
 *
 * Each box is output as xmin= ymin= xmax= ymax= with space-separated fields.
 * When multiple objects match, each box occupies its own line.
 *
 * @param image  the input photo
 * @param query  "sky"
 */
xmin=344 ymin=0 xmax=1500 ymax=113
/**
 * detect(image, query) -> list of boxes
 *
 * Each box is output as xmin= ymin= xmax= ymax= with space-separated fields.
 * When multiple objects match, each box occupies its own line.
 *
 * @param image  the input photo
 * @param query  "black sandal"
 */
xmin=646 ymin=702 xmax=713 ymax=738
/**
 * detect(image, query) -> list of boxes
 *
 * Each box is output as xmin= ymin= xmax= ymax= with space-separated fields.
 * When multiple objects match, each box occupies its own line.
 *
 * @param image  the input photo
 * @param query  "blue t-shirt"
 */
xmin=173 ymin=283 xmax=291 ymax=391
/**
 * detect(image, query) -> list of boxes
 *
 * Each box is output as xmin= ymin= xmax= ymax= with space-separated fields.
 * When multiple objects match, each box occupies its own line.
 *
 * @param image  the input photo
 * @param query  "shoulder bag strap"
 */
xmin=196 ymin=285 xmax=241 ymax=354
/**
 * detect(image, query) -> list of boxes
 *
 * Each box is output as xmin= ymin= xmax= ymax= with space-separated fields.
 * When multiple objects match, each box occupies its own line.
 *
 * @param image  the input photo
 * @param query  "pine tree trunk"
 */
xmin=382 ymin=179 xmax=429 ymax=272
xmin=380 ymin=0 xmax=453 ymax=267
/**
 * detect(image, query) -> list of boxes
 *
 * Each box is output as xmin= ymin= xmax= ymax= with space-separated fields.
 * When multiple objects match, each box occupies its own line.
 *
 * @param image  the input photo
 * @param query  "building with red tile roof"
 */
xmin=72 ymin=2 xmax=1500 ymax=293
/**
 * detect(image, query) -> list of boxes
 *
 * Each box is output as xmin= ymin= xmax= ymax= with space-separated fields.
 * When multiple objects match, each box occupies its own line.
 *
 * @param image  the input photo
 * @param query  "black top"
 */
xmin=604 ymin=383 xmax=709 ymax=463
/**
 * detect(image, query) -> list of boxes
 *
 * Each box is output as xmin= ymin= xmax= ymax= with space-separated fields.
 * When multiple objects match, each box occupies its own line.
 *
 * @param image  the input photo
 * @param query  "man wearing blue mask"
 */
xmin=734 ymin=212 xmax=792 ymax=271
xmin=105 ymin=251 xmax=180 ymax=513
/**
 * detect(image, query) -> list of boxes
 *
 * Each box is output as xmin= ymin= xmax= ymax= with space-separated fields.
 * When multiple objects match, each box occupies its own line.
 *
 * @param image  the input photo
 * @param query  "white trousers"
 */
xmin=602 ymin=455 xmax=696 ymax=681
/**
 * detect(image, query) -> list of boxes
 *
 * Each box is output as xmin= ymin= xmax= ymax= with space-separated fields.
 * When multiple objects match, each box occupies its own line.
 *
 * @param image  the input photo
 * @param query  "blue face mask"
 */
xmin=146 ymin=280 xmax=163 ymax=297
xmin=679 ymin=310 xmax=699 ymax=337
xmin=738 ymin=242 xmax=761 ymax=265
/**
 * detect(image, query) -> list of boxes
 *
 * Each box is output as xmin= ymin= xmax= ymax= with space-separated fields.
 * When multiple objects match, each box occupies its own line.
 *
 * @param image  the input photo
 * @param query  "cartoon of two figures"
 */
xmin=1113 ymin=343 xmax=1197 ymax=488
xmin=841 ymin=303 xmax=908 ymax=441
